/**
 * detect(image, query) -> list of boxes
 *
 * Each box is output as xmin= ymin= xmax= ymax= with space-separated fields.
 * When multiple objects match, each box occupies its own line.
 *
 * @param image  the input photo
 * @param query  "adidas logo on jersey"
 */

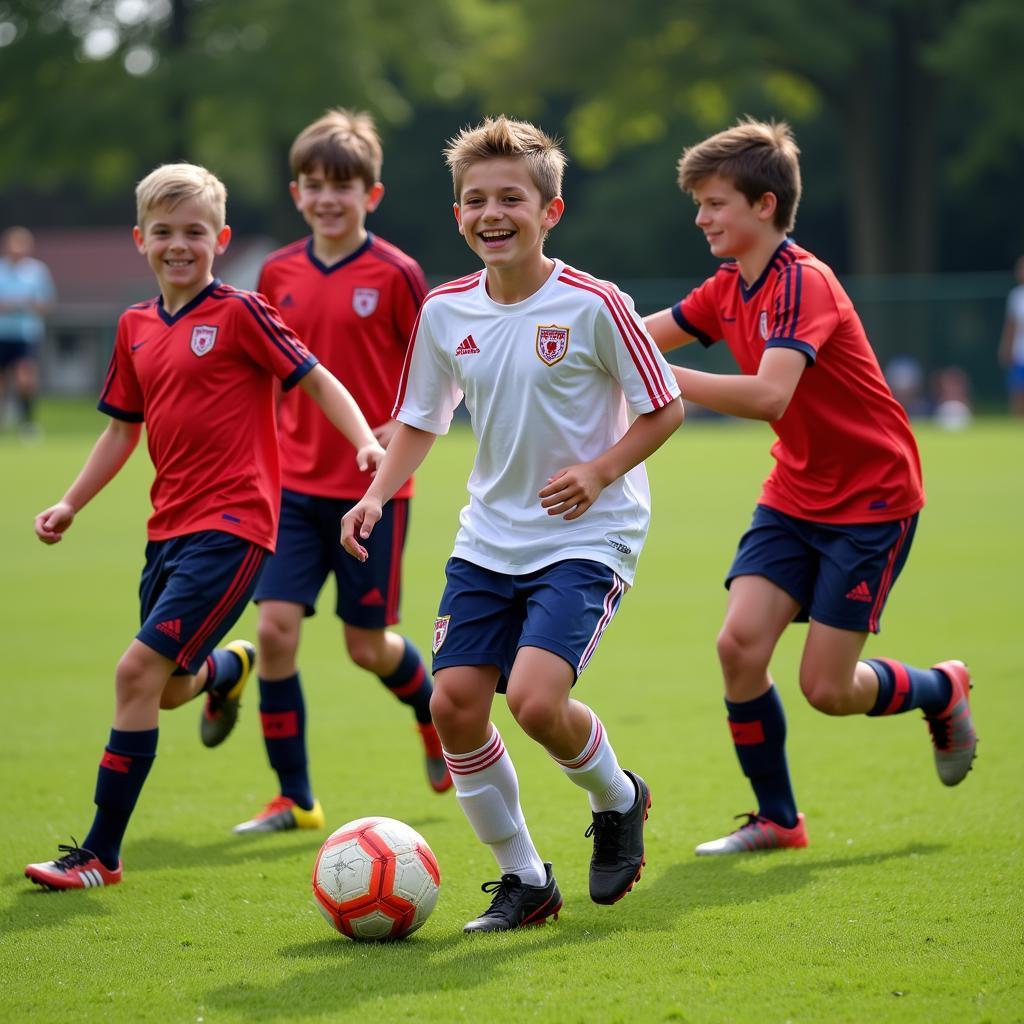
xmin=358 ymin=587 xmax=386 ymax=607
xmin=845 ymin=581 xmax=873 ymax=602
xmin=279 ymin=293 xmax=295 ymax=307
xmin=156 ymin=618 xmax=183 ymax=641
xmin=455 ymin=334 xmax=481 ymax=356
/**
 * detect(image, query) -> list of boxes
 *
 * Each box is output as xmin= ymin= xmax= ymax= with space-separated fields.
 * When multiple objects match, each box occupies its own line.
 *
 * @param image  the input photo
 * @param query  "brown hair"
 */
xmin=135 ymin=163 xmax=227 ymax=231
xmin=677 ymin=118 xmax=801 ymax=232
xmin=444 ymin=115 xmax=566 ymax=202
xmin=289 ymin=108 xmax=382 ymax=188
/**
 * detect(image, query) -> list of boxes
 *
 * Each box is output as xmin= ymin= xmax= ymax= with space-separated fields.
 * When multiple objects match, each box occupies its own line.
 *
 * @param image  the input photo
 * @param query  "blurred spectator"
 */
xmin=932 ymin=366 xmax=973 ymax=432
xmin=884 ymin=354 xmax=928 ymax=417
xmin=0 ymin=226 xmax=56 ymax=439
xmin=998 ymin=254 xmax=1024 ymax=417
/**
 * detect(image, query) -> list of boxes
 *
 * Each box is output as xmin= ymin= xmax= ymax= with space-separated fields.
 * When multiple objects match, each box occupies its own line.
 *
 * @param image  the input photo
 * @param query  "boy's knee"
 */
xmin=114 ymin=650 xmax=160 ymax=704
xmin=799 ymin=674 xmax=846 ymax=715
xmin=345 ymin=634 xmax=385 ymax=673
xmin=507 ymin=691 xmax=558 ymax=743
xmin=716 ymin=624 xmax=760 ymax=673
xmin=257 ymin=612 xmax=298 ymax=661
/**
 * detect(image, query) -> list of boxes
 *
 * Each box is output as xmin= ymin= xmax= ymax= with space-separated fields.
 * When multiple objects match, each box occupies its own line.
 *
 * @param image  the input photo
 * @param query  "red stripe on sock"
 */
xmin=101 ymin=751 xmax=132 ymax=773
xmin=443 ymin=729 xmax=504 ymax=774
xmin=260 ymin=710 xmax=299 ymax=739
xmin=879 ymin=659 xmax=911 ymax=715
xmin=729 ymin=719 xmax=766 ymax=745
xmin=390 ymin=663 xmax=425 ymax=698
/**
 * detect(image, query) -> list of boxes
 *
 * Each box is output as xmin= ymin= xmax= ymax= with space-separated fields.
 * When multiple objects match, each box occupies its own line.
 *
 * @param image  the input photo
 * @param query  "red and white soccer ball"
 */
xmin=312 ymin=816 xmax=441 ymax=941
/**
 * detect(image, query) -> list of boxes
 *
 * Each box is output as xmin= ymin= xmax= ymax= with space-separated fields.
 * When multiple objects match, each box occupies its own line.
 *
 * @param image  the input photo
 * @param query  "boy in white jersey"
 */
xmin=342 ymin=116 xmax=683 ymax=932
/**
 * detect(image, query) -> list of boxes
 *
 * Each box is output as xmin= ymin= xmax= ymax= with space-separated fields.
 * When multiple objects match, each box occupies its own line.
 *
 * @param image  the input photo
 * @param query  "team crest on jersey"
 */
xmin=432 ymin=615 xmax=451 ymax=654
xmin=190 ymin=325 xmax=218 ymax=356
xmin=536 ymin=324 xmax=569 ymax=366
xmin=353 ymin=288 xmax=379 ymax=318
xmin=758 ymin=311 xmax=770 ymax=341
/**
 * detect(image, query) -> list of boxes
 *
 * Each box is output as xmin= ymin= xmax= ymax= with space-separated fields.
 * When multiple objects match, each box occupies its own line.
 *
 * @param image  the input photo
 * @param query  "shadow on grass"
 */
xmin=634 ymin=840 xmax=946 ymax=917
xmin=201 ymin=841 xmax=944 ymax=1019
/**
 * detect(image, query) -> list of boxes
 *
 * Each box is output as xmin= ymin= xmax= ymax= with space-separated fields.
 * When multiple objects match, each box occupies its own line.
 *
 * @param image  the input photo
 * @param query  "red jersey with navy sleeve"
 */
xmin=257 ymin=233 xmax=427 ymax=500
xmin=673 ymin=240 xmax=924 ymax=523
xmin=98 ymin=279 xmax=317 ymax=548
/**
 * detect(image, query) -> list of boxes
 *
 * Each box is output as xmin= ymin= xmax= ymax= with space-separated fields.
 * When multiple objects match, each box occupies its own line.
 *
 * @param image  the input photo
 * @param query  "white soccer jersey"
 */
xmin=393 ymin=259 xmax=680 ymax=583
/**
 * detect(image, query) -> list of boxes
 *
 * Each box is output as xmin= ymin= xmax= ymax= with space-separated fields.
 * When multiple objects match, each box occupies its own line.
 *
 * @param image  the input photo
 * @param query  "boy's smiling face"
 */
xmin=133 ymin=197 xmax=230 ymax=308
xmin=454 ymin=157 xmax=563 ymax=274
xmin=290 ymin=164 xmax=383 ymax=247
xmin=691 ymin=173 xmax=776 ymax=261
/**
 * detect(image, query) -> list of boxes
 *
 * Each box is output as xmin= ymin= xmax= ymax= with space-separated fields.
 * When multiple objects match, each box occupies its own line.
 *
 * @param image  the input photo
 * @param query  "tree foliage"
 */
xmin=0 ymin=0 xmax=1021 ymax=273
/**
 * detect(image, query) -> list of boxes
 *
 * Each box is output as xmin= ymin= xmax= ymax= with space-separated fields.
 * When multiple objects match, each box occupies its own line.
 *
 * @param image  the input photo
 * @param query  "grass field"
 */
xmin=1 ymin=404 xmax=1021 ymax=1023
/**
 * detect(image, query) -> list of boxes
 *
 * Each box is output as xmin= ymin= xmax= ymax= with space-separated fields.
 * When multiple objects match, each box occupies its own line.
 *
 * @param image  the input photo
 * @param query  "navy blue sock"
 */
xmin=379 ymin=639 xmax=433 ymax=725
xmin=259 ymin=673 xmax=313 ymax=809
xmin=725 ymin=687 xmax=798 ymax=829
xmin=865 ymin=659 xmax=953 ymax=716
xmin=204 ymin=647 xmax=243 ymax=695
xmin=83 ymin=727 xmax=158 ymax=870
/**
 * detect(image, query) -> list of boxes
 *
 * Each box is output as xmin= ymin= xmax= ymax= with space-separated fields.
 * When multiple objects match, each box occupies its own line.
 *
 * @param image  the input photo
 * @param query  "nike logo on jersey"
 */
xmin=455 ymin=334 xmax=481 ymax=356
xmin=130 ymin=339 xmax=151 ymax=351
xmin=721 ymin=314 xmax=737 ymax=322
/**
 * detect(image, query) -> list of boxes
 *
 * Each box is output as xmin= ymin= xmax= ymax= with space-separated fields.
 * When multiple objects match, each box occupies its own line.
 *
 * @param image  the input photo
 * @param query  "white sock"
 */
xmin=553 ymin=708 xmax=635 ymax=814
xmin=444 ymin=726 xmax=546 ymax=886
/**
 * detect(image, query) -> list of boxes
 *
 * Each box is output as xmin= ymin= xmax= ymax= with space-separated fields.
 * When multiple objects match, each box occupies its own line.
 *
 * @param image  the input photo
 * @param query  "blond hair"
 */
xmin=289 ymin=108 xmax=382 ymax=188
xmin=678 ymin=118 xmax=802 ymax=232
xmin=444 ymin=115 xmax=566 ymax=202
xmin=135 ymin=163 xmax=227 ymax=231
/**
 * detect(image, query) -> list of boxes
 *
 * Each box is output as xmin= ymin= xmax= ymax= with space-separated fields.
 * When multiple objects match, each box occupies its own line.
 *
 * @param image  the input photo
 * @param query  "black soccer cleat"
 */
xmin=586 ymin=769 xmax=651 ymax=905
xmin=200 ymin=639 xmax=256 ymax=748
xmin=463 ymin=862 xmax=562 ymax=933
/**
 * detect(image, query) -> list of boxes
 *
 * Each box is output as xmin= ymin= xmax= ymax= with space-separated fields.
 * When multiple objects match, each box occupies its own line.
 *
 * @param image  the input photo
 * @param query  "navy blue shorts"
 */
xmin=0 ymin=339 xmax=31 ymax=370
xmin=137 ymin=530 xmax=267 ymax=674
xmin=727 ymin=505 xmax=918 ymax=634
xmin=254 ymin=489 xmax=410 ymax=629
xmin=431 ymin=557 xmax=627 ymax=692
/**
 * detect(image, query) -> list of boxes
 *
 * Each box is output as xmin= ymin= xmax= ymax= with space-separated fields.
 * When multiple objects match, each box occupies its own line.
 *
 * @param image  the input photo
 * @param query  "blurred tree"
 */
xmin=449 ymin=0 xmax=1024 ymax=273
xmin=0 ymin=0 xmax=1020 ymax=274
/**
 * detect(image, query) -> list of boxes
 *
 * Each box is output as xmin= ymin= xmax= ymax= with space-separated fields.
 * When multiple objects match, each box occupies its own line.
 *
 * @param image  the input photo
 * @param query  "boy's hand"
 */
xmin=35 ymin=501 xmax=75 ymax=544
xmin=356 ymin=441 xmax=387 ymax=474
xmin=341 ymin=497 xmax=384 ymax=561
xmin=372 ymin=419 xmax=400 ymax=449
xmin=539 ymin=463 xmax=609 ymax=521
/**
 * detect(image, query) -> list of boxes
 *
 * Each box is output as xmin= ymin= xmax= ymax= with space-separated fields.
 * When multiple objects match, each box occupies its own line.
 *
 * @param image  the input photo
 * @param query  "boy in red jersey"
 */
xmin=226 ymin=109 xmax=449 ymax=838
xmin=24 ymin=163 xmax=383 ymax=891
xmin=645 ymin=119 xmax=977 ymax=855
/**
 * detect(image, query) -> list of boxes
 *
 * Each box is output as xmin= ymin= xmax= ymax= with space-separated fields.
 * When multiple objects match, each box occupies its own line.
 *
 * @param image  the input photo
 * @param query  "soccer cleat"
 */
xmin=232 ymin=796 xmax=325 ymax=834
xmin=695 ymin=812 xmax=808 ymax=856
xmin=926 ymin=660 xmax=978 ymax=786
xmin=417 ymin=722 xmax=453 ymax=793
xmin=200 ymin=639 xmax=256 ymax=748
xmin=463 ymin=862 xmax=562 ymax=933
xmin=586 ymin=769 xmax=651 ymax=905
xmin=25 ymin=840 xmax=122 ymax=891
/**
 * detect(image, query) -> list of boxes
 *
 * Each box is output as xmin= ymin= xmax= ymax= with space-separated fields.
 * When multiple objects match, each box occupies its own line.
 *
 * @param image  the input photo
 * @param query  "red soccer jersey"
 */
xmin=674 ymin=240 xmax=924 ymax=523
xmin=98 ymin=279 xmax=317 ymax=548
xmin=257 ymin=233 xmax=428 ymax=500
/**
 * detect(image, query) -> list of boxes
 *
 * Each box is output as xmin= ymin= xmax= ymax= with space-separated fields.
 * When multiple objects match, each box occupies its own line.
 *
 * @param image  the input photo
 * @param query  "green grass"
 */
xmin=1 ymin=404 xmax=1022 ymax=1023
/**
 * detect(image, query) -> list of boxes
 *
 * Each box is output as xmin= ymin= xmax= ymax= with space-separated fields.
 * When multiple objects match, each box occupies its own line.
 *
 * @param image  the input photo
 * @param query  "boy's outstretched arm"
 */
xmin=299 ymin=364 xmax=386 ymax=471
xmin=644 ymin=308 xmax=699 ymax=353
xmin=540 ymin=398 xmax=684 ymax=521
xmin=674 ymin=347 xmax=807 ymax=422
xmin=34 ymin=418 xmax=142 ymax=544
xmin=341 ymin=423 xmax=437 ymax=561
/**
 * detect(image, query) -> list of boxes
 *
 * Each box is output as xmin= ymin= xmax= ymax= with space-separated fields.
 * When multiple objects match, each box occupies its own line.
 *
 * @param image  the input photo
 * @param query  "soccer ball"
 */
xmin=312 ymin=816 xmax=441 ymax=941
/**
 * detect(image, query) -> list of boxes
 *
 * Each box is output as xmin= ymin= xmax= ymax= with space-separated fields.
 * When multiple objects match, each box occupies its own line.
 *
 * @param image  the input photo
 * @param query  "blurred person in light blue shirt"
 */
xmin=0 ymin=226 xmax=56 ymax=437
